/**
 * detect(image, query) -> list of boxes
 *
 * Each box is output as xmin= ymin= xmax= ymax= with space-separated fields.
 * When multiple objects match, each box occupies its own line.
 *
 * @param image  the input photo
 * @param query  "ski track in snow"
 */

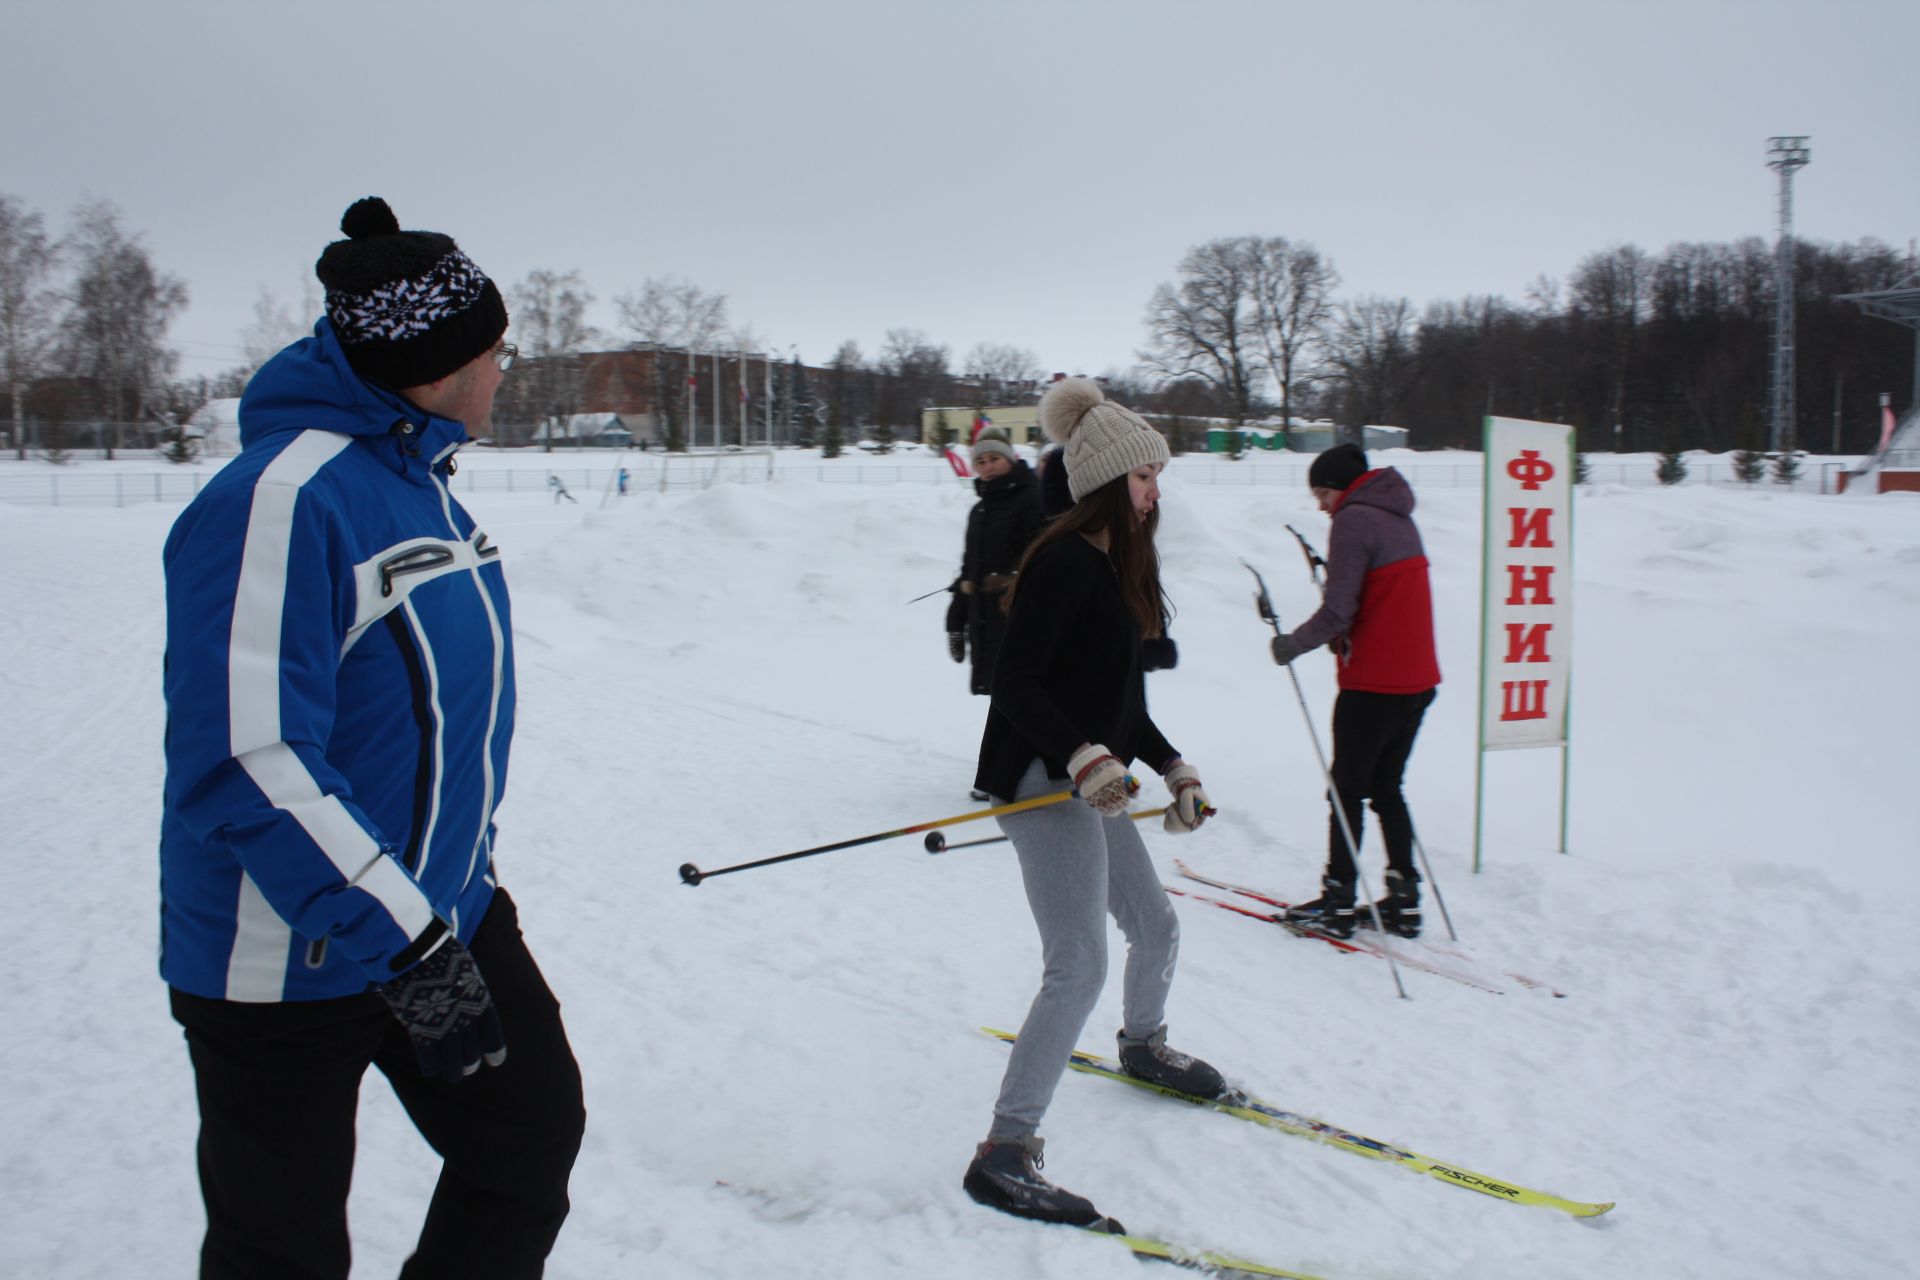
xmin=1 ymin=450 xmax=1916 ymax=1279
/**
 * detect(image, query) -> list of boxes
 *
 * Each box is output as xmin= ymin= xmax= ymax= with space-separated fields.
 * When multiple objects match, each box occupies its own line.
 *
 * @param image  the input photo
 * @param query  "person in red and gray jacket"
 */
xmin=1268 ymin=443 xmax=1440 ymax=939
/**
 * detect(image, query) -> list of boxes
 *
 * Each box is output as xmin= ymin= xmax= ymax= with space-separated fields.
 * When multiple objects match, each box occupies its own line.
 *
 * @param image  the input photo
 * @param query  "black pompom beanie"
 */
xmin=315 ymin=197 xmax=508 ymax=389
xmin=1308 ymin=442 xmax=1369 ymax=492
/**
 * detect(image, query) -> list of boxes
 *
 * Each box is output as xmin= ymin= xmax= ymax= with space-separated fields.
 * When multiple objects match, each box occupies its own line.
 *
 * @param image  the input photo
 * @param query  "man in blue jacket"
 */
xmin=161 ymin=197 xmax=584 ymax=1280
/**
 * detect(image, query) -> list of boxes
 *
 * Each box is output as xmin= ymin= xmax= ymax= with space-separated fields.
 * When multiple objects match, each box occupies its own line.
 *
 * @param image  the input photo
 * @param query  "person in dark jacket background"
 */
xmin=947 ymin=429 xmax=1044 ymax=698
xmin=1269 ymin=442 xmax=1441 ymax=939
xmin=160 ymin=198 xmax=584 ymax=1279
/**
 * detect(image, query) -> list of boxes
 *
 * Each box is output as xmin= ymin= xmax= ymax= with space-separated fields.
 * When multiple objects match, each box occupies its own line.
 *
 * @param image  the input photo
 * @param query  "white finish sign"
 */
xmin=1480 ymin=417 xmax=1574 ymax=751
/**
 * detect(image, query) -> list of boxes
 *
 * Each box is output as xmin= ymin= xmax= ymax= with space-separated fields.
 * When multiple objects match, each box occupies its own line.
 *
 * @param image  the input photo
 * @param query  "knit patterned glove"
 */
xmin=376 ymin=934 xmax=508 ymax=1083
xmin=948 ymin=632 xmax=966 ymax=663
xmin=1161 ymin=762 xmax=1212 ymax=834
xmin=1068 ymin=743 xmax=1135 ymax=817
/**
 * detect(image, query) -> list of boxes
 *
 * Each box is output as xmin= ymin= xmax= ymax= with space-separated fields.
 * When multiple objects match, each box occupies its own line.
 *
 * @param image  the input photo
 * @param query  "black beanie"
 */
xmin=315 ymin=197 xmax=508 ymax=389
xmin=1308 ymin=442 xmax=1368 ymax=492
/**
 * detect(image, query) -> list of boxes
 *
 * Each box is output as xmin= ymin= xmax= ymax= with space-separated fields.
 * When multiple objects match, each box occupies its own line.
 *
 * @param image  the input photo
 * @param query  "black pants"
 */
xmin=170 ymin=890 xmax=586 ymax=1280
xmin=1325 ymin=688 xmax=1436 ymax=884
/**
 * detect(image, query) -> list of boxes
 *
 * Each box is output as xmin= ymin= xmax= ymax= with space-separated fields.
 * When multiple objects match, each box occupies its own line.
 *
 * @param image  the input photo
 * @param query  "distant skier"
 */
xmin=1268 ymin=442 xmax=1441 ymax=938
xmin=946 ymin=430 xmax=1044 ymax=799
xmin=617 ymin=466 xmax=630 ymax=496
xmin=963 ymin=377 xmax=1225 ymax=1233
xmin=549 ymin=473 xmax=577 ymax=504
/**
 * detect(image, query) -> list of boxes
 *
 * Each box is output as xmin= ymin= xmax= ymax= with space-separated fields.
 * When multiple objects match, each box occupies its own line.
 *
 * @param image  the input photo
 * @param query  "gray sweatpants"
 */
xmin=987 ymin=759 xmax=1181 ymax=1141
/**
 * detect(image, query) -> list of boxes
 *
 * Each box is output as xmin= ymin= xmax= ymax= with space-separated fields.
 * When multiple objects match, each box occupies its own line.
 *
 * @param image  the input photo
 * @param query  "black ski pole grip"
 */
xmin=679 ymin=862 xmax=705 ymax=886
xmin=923 ymin=832 xmax=947 ymax=853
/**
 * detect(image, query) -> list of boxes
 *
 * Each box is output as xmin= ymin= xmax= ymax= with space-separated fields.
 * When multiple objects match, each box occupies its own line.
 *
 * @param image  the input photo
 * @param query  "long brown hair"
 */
xmin=1002 ymin=472 xmax=1168 ymax=638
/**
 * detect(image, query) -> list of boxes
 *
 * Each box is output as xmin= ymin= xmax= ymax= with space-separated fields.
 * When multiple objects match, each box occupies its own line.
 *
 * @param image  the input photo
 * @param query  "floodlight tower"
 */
xmin=1767 ymin=136 xmax=1811 ymax=453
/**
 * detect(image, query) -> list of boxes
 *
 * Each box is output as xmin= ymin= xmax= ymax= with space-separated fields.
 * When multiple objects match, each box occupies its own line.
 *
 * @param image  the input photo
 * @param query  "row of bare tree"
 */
xmin=1136 ymin=233 xmax=1915 ymax=453
xmin=0 ymin=195 xmax=189 ymax=458
xmin=7 ymin=187 xmax=1912 ymax=461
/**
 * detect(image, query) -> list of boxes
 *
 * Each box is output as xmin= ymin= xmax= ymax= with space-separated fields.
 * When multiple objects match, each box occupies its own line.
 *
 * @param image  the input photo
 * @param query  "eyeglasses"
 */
xmin=494 ymin=342 xmax=518 ymax=372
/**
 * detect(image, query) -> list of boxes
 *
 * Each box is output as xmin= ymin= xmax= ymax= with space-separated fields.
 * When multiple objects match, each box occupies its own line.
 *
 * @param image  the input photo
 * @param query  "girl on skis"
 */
xmin=963 ymin=377 xmax=1225 ymax=1232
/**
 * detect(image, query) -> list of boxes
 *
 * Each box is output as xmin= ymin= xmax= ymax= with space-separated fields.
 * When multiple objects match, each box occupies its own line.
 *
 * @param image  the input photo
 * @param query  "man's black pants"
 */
xmin=1325 ymin=687 xmax=1437 ymax=884
xmin=170 ymin=890 xmax=586 ymax=1280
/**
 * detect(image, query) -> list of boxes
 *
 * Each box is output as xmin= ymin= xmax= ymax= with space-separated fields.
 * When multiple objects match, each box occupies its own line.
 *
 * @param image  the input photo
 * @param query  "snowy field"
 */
xmin=2 ymin=448 xmax=1916 ymax=1279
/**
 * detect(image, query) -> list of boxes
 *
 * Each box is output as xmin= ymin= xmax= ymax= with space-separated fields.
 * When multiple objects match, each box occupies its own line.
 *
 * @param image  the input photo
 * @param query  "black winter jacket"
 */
xmin=974 ymin=534 xmax=1179 ymax=801
xmin=946 ymin=461 xmax=1044 ymax=694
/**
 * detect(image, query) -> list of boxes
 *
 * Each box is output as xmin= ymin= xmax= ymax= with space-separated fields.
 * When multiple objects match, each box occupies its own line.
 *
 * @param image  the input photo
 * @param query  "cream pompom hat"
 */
xmin=1039 ymin=377 xmax=1170 ymax=502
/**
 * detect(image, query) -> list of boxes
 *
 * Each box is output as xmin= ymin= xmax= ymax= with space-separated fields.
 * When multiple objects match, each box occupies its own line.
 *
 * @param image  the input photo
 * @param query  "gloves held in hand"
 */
xmin=376 ymin=933 xmax=507 ymax=1084
xmin=1161 ymin=762 xmax=1211 ymax=833
xmin=1270 ymin=634 xmax=1304 ymax=666
xmin=1068 ymin=743 xmax=1135 ymax=816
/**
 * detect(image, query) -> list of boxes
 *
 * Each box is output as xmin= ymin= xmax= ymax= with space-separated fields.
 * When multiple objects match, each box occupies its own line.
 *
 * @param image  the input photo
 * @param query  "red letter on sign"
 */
xmin=1504 ymin=564 xmax=1556 ymax=605
xmin=1503 ymin=623 xmax=1552 ymax=664
xmin=1506 ymin=507 xmax=1555 ymax=548
xmin=1500 ymin=679 xmax=1549 ymax=721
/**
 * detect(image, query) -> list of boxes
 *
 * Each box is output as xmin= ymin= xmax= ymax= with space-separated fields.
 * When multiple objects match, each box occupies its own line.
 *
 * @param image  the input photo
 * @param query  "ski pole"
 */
xmin=1282 ymin=530 xmax=1457 ymax=942
xmin=1284 ymin=524 xmax=1327 ymax=586
xmin=1244 ymin=560 xmax=1408 ymax=1000
xmin=921 ymin=805 xmax=1189 ymax=853
xmin=681 ymin=788 xmax=1091 ymax=885
xmin=906 ymin=584 xmax=950 ymax=604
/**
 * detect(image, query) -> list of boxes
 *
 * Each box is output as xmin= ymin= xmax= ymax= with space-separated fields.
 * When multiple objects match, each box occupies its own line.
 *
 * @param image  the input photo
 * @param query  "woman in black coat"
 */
xmin=947 ymin=430 xmax=1044 ymax=697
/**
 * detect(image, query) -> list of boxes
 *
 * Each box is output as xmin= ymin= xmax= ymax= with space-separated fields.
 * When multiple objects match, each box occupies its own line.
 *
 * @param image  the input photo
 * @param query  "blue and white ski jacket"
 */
xmin=160 ymin=319 xmax=515 ymax=1002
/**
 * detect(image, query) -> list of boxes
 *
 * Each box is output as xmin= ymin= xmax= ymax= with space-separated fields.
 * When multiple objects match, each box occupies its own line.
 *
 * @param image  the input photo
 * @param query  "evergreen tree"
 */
xmin=870 ymin=419 xmax=896 ymax=454
xmin=1574 ymin=452 xmax=1592 ymax=484
xmin=790 ymin=357 xmax=817 ymax=448
xmin=1771 ymin=451 xmax=1804 ymax=486
xmin=163 ymin=427 xmax=197 ymax=464
xmin=1656 ymin=449 xmax=1688 ymax=485
xmin=822 ymin=415 xmax=844 ymax=459
xmin=931 ymin=409 xmax=956 ymax=450
xmin=1731 ymin=449 xmax=1766 ymax=483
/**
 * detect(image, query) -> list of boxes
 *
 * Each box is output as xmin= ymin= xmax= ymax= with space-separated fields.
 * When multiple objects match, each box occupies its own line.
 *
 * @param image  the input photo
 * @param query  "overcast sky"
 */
xmin=8 ymin=0 xmax=1917 ymax=383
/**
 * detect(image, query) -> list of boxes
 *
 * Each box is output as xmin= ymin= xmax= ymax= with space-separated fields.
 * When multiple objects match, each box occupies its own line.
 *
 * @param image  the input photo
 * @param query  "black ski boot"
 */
xmin=1357 ymin=869 xmax=1422 ymax=939
xmin=964 ymin=1136 xmax=1123 ymax=1232
xmin=1116 ymin=1026 xmax=1229 ymax=1100
xmin=1282 ymin=878 xmax=1356 ymax=939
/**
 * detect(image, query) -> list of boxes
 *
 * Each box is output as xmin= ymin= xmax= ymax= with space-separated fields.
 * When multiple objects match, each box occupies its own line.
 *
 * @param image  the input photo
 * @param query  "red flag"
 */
xmin=970 ymin=410 xmax=992 ymax=444
xmin=943 ymin=445 xmax=971 ymax=478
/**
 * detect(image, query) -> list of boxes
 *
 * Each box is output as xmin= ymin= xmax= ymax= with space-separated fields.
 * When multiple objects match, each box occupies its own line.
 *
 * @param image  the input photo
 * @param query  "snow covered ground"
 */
xmin=1 ymin=449 xmax=1915 ymax=1279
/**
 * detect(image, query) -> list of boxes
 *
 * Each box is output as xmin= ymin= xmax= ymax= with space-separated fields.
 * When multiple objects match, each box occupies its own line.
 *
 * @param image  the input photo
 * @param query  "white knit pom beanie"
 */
xmin=1039 ymin=377 xmax=1169 ymax=502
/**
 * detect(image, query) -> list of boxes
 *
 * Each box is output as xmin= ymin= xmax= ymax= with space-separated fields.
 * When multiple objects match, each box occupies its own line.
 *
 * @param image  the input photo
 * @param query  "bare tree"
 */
xmin=616 ymin=276 xmax=728 ymax=452
xmin=963 ymin=341 xmax=1041 ymax=404
xmin=616 ymin=275 xmax=729 ymax=351
xmin=0 ymin=194 xmax=62 ymax=458
xmin=239 ymin=285 xmax=306 ymax=376
xmin=1568 ymin=244 xmax=1650 ymax=449
xmin=1247 ymin=238 xmax=1339 ymax=439
xmin=508 ymin=269 xmax=599 ymax=448
xmin=878 ymin=327 xmax=949 ymax=446
xmin=1141 ymin=236 xmax=1265 ymax=424
xmin=57 ymin=199 xmax=188 ymax=459
xmin=1323 ymin=295 xmax=1422 ymax=434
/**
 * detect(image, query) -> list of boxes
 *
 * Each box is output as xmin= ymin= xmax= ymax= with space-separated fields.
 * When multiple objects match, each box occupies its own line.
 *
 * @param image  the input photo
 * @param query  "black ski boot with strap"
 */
xmin=1116 ymin=1025 xmax=1229 ymax=1100
xmin=1282 ymin=877 xmax=1356 ymax=939
xmin=963 ymin=1136 xmax=1123 ymax=1233
xmin=1357 ymin=868 xmax=1422 ymax=939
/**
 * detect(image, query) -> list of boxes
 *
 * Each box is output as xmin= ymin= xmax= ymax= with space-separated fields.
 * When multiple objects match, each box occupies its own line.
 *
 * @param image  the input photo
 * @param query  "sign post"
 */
xmin=1474 ymin=417 xmax=1575 ymax=871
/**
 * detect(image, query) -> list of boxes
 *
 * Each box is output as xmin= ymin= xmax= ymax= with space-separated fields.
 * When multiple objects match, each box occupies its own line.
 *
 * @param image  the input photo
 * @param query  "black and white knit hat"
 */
xmin=315 ymin=197 xmax=508 ymax=389
xmin=1039 ymin=377 xmax=1169 ymax=502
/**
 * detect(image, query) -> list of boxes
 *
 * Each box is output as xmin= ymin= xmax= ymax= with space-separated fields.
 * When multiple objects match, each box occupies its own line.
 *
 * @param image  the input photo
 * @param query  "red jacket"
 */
xmin=1290 ymin=468 xmax=1441 ymax=695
